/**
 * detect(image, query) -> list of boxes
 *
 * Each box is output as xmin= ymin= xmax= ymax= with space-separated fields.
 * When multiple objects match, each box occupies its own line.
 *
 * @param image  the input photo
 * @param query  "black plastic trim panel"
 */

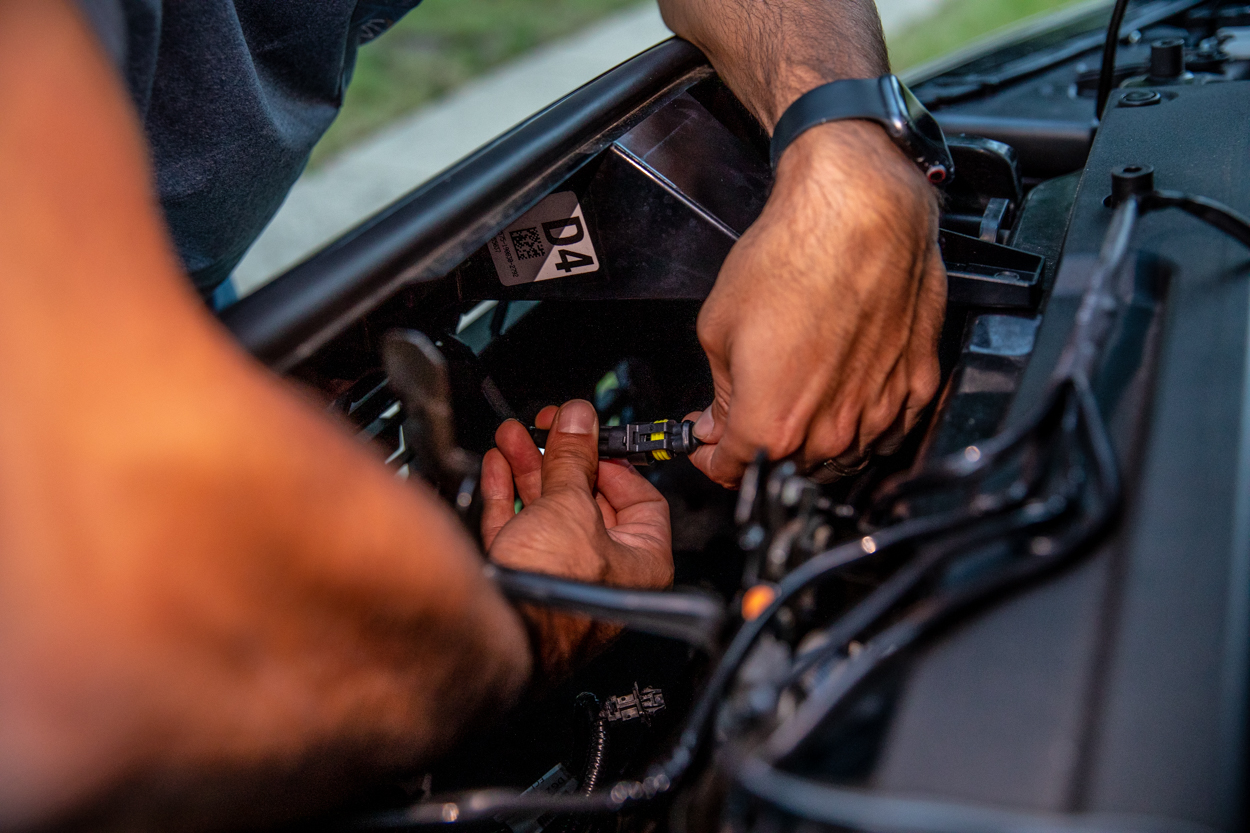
xmin=221 ymin=39 xmax=711 ymax=372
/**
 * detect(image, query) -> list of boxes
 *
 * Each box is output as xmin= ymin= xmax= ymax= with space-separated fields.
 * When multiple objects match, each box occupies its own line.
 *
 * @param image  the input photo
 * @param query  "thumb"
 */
xmin=693 ymin=359 xmax=731 ymax=446
xmin=540 ymin=399 xmax=599 ymax=496
xmin=696 ymin=390 xmax=730 ymax=444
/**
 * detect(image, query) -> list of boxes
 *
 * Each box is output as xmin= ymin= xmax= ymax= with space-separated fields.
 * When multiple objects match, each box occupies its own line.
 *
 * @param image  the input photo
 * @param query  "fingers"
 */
xmin=689 ymin=396 xmax=733 ymax=481
xmin=694 ymin=307 xmax=733 ymax=448
xmin=873 ymin=406 xmax=911 ymax=458
xmin=690 ymin=356 xmax=797 ymax=486
xmin=692 ymin=397 xmax=725 ymax=446
xmin=689 ymin=388 xmax=763 ymax=488
xmin=687 ymin=433 xmax=716 ymax=481
xmin=904 ymin=253 xmax=947 ymax=434
xmin=702 ymin=426 xmax=758 ymax=487
xmin=598 ymin=460 xmax=670 ymax=572
xmin=879 ymin=252 xmax=946 ymax=456
xmin=595 ymin=491 xmax=618 ymax=527
xmin=695 ymin=258 xmax=945 ymax=485
xmin=540 ymin=400 xmax=599 ymax=497
xmin=494 ymin=419 xmax=544 ymax=505
xmin=479 ymin=448 xmax=515 ymax=549
xmin=853 ymin=354 xmax=912 ymax=458
xmin=697 ymin=349 xmax=917 ymax=484
xmin=690 ymin=304 xmax=736 ymax=480
xmin=695 ymin=391 xmax=795 ymax=488
xmin=592 ymin=455 xmax=665 ymax=512
xmin=702 ymin=360 xmax=813 ymax=486
xmin=597 ymin=458 xmax=672 ymax=588
xmin=534 ymin=404 xmax=558 ymax=431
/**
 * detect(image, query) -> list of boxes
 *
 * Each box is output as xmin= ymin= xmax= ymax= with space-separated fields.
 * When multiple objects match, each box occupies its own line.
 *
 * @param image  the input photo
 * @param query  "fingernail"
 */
xmin=556 ymin=400 xmax=596 ymax=435
xmin=694 ymin=409 xmax=715 ymax=440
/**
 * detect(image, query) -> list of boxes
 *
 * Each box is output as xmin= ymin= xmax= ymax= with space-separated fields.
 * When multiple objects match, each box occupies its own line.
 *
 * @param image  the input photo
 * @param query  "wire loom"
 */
xmin=358 ymin=189 xmax=1250 ymax=832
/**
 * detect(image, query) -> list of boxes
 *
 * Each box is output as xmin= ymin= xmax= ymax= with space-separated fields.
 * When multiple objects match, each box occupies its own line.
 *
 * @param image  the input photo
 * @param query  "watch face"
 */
xmin=892 ymin=77 xmax=954 ymax=184
xmin=899 ymin=81 xmax=948 ymax=150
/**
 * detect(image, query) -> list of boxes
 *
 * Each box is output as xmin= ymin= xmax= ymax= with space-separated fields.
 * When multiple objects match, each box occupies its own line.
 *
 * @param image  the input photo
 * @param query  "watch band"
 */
xmin=769 ymin=75 xmax=953 ymax=185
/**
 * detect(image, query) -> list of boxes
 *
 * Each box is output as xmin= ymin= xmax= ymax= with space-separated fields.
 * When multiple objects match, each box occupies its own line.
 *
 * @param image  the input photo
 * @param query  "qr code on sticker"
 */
xmin=509 ymin=227 xmax=545 ymax=260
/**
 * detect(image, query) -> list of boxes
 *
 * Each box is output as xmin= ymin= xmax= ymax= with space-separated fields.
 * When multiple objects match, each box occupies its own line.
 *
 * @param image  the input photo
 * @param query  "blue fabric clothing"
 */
xmin=76 ymin=1 xmax=422 ymax=295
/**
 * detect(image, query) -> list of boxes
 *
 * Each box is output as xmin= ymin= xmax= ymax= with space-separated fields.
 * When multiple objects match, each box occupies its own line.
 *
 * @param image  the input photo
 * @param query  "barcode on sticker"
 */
xmin=488 ymin=192 xmax=600 ymax=286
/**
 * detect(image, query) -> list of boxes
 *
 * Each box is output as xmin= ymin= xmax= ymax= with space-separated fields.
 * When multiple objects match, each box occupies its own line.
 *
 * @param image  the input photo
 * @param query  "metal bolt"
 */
xmin=1120 ymin=89 xmax=1162 ymax=107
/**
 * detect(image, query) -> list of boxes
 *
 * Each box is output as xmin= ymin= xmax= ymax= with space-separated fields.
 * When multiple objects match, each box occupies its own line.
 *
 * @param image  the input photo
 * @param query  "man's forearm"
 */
xmin=657 ymin=0 xmax=889 ymax=129
xmin=0 ymin=1 xmax=532 ymax=824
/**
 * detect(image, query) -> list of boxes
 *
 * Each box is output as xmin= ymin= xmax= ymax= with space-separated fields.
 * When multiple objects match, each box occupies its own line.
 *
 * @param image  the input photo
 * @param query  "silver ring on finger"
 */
xmin=810 ymin=455 xmax=871 ymax=484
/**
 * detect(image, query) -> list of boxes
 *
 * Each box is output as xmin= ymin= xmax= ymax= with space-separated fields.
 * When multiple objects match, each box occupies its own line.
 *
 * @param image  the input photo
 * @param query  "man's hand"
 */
xmin=659 ymin=0 xmax=947 ymax=486
xmin=480 ymin=401 xmax=673 ymax=678
xmin=688 ymin=122 xmax=945 ymax=486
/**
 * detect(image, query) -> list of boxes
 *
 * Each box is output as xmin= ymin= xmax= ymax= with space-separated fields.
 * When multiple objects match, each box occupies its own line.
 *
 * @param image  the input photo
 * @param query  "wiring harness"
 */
xmin=358 ymin=179 xmax=1250 ymax=833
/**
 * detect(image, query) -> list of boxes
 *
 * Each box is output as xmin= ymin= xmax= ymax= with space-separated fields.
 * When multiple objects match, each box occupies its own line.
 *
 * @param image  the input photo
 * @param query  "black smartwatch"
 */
xmin=769 ymin=75 xmax=954 ymax=186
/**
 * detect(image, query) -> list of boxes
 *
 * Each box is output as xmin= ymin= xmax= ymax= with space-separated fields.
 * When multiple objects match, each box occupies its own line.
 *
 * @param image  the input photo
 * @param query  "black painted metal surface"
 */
xmin=871 ymin=81 xmax=1250 ymax=830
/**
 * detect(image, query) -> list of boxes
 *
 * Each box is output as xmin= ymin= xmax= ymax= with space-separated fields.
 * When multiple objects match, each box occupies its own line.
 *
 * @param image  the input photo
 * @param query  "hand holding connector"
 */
xmin=528 ymin=419 xmax=703 ymax=465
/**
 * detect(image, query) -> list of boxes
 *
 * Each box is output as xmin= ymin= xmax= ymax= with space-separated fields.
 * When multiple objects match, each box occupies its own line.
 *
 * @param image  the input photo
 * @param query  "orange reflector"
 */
xmin=741 ymin=584 xmax=777 ymax=621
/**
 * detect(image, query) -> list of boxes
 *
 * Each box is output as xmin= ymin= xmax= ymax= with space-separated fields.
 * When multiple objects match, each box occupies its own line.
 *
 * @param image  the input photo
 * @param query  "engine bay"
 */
xmin=219 ymin=2 xmax=1250 ymax=829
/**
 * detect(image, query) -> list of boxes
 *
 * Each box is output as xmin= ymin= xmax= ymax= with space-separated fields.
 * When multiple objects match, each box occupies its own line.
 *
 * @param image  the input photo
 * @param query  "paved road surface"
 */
xmin=231 ymin=0 xmax=942 ymax=297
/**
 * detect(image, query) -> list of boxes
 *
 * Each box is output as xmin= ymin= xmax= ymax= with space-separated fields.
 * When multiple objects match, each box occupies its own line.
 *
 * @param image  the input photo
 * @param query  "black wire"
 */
xmin=1053 ymin=197 xmax=1139 ymax=385
xmin=869 ymin=378 xmax=1069 ymax=519
xmin=1097 ymin=0 xmax=1133 ymax=118
xmin=575 ymin=694 xmax=609 ymax=796
xmin=732 ymin=382 xmax=1122 ymax=821
xmin=358 ymin=510 xmax=976 ymax=828
xmin=782 ymin=185 xmax=1250 ymax=763
xmin=785 ymin=462 xmax=1074 ymax=688
xmin=644 ymin=505 xmax=986 ymax=784
xmin=545 ymin=695 xmax=609 ymax=833
xmin=363 ymin=792 xmax=619 ymax=827
xmin=356 ymin=233 xmax=1127 ymax=830
xmin=723 ymin=187 xmax=1250 ymax=824
xmin=879 ymin=188 xmax=1250 ymax=509
xmin=363 ymin=188 xmax=1250 ymax=831
xmin=488 ymin=566 xmax=727 ymax=652
xmin=1144 ymin=191 xmax=1250 ymax=249
xmin=870 ymin=391 xmax=1063 ymax=508
xmin=761 ymin=381 xmax=1117 ymax=766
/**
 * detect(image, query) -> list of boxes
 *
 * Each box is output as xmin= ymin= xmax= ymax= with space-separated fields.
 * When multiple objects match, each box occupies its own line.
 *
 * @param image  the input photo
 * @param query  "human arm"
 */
xmin=0 ymin=1 xmax=652 ymax=826
xmin=657 ymin=0 xmax=947 ymax=486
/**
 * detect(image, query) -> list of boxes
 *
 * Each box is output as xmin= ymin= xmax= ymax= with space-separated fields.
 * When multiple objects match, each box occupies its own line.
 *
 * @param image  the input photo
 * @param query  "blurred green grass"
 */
xmin=887 ymin=0 xmax=1086 ymax=71
xmin=312 ymin=0 xmax=1084 ymax=169
xmin=310 ymin=0 xmax=645 ymax=167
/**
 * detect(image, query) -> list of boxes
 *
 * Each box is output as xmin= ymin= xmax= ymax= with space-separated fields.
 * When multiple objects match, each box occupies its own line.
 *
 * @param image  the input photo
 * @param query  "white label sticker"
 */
xmin=488 ymin=191 xmax=600 ymax=286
